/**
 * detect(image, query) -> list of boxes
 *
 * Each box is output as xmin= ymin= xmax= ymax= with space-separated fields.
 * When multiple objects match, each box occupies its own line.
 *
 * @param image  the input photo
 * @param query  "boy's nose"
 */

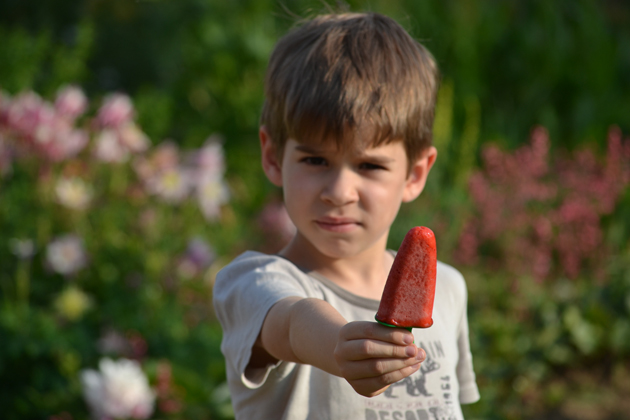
xmin=320 ymin=168 xmax=359 ymax=206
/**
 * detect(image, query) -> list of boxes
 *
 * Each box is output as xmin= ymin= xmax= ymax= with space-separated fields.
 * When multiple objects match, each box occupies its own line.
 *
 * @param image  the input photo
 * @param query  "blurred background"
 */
xmin=1 ymin=0 xmax=630 ymax=419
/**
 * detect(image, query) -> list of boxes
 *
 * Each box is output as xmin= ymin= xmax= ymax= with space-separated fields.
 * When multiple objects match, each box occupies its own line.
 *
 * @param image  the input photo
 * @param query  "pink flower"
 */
xmin=186 ymin=237 xmax=215 ymax=268
xmin=6 ymin=91 xmax=48 ymax=135
xmin=3 ymin=91 xmax=88 ymax=161
xmin=58 ymin=128 xmax=89 ymax=159
xmin=55 ymin=85 xmax=88 ymax=120
xmin=97 ymin=93 xmax=134 ymax=128
xmin=459 ymin=125 xmax=630 ymax=281
xmin=177 ymin=237 xmax=216 ymax=279
xmin=133 ymin=141 xmax=180 ymax=183
xmin=42 ymin=123 xmax=89 ymax=162
xmin=195 ymin=136 xmax=225 ymax=178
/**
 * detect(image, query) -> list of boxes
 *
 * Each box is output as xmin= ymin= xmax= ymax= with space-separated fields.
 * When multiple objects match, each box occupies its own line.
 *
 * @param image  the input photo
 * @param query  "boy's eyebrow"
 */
xmin=360 ymin=155 xmax=395 ymax=164
xmin=294 ymin=144 xmax=327 ymax=154
xmin=294 ymin=143 xmax=396 ymax=163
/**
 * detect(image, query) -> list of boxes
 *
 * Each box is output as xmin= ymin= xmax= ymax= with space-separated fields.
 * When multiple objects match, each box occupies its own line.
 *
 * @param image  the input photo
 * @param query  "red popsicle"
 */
xmin=375 ymin=226 xmax=437 ymax=329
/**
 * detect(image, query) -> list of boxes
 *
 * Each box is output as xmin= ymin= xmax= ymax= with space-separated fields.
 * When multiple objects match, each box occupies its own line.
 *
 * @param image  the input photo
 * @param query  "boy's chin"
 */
xmin=310 ymin=237 xmax=383 ymax=260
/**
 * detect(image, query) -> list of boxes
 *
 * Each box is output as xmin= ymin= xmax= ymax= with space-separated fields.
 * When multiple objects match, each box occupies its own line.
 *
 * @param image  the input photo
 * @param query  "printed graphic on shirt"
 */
xmin=364 ymin=340 xmax=461 ymax=420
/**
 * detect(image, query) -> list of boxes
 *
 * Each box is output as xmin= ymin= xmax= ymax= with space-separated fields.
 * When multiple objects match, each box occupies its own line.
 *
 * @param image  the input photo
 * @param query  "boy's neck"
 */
xmin=279 ymin=233 xmax=394 ymax=300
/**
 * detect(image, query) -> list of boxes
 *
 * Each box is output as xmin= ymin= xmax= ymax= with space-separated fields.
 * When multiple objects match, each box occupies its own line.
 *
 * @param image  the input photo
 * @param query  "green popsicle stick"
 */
xmin=375 ymin=315 xmax=413 ymax=332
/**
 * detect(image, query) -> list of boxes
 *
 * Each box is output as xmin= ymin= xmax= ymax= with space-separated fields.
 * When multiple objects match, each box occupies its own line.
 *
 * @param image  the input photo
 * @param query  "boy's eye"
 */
xmin=359 ymin=162 xmax=385 ymax=171
xmin=301 ymin=156 xmax=327 ymax=166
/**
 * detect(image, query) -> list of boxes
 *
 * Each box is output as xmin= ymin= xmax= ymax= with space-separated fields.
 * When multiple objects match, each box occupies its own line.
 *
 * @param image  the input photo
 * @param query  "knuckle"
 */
xmin=338 ymin=324 xmax=350 ymax=340
xmin=362 ymin=322 xmax=376 ymax=337
xmin=333 ymin=346 xmax=342 ymax=362
xmin=377 ymin=372 xmax=394 ymax=386
xmin=359 ymin=340 xmax=373 ymax=356
xmin=373 ymin=360 xmax=385 ymax=375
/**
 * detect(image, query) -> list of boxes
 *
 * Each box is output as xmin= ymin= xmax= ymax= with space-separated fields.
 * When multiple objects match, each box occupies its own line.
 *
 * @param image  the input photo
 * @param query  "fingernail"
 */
xmin=403 ymin=334 xmax=413 ymax=345
xmin=405 ymin=346 xmax=417 ymax=358
xmin=416 ymin=348 xmax=426 ymax=361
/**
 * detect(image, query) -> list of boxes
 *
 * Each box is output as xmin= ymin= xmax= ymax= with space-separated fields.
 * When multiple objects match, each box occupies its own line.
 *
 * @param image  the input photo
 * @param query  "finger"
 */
xmin=348 ymin=362 xmax=422 ymax=397
xmin=340 ymin=321 xmax=415 ymax=346
xmin=343 ymin=356 xmax=422 ymax=380
xmin=339 ymin=338 xmax=419 ymax=361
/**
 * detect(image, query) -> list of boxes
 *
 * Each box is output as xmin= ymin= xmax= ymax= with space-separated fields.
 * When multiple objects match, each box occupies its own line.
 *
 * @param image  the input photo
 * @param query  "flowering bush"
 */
xmin=450 ymin=126 xmax=630 ymax=420
xmin=456 ymin=126 xmax=630 ymax=282
xmin=0 ymin=87 xmax=237 ymax=419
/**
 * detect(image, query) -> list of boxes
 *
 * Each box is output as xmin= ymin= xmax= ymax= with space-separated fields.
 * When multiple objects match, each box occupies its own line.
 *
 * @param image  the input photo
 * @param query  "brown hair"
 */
xmin=260 ymin=12 xmax=439 ymax=165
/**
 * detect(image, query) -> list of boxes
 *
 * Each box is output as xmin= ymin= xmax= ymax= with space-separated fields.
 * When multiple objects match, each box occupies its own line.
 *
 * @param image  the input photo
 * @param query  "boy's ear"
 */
xmin=402 ymin=146 xmax=438 ymax=203
xmin=259 ymin=125 xmax=283 ymax=187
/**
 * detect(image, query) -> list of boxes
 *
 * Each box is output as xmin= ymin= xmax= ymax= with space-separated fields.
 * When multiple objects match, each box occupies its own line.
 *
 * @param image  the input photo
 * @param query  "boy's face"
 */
xmin=260 ymin=127 xmax=436 ymax=264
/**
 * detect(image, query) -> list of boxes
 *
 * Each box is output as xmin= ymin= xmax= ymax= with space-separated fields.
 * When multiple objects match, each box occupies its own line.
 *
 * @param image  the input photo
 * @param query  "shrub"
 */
xmin=0 ymin=87 xmax=234 ymax=420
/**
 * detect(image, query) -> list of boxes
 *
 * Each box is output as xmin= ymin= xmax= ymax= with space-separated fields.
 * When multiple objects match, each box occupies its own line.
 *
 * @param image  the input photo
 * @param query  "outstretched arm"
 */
xmin=254 ymin=296 xmax=425 ymax=397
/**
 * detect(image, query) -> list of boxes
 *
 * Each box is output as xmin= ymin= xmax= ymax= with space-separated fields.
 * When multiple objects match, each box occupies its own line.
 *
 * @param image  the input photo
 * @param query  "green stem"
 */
xmin=16 ymin=260 xmax=30 ymax=307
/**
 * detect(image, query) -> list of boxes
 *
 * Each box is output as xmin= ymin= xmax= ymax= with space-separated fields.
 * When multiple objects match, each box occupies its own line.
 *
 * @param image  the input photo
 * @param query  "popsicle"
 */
xmin=375 ymin=226 xmax=437 ymax=329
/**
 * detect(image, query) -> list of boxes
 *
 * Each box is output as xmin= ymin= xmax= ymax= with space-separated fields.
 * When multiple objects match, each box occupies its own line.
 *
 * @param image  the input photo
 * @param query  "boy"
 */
xmin=213 ymin=12 xmax=479 ymax=419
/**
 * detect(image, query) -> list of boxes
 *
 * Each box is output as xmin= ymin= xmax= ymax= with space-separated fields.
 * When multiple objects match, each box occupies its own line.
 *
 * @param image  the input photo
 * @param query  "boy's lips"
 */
xmin=314 ymin=217 xmax=360 ymax=232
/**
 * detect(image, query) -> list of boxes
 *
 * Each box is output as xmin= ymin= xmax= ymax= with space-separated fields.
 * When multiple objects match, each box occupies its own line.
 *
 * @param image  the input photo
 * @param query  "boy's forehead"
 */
xmin=290 ymin=135 xmax=403 ymax=157
xmin=293 ymin=123 xmax=400 ymax=154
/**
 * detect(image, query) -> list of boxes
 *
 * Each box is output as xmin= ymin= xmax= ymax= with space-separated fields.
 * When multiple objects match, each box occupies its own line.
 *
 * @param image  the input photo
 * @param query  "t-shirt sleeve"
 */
xmin=455 ymin=276 xmax=480 ymax=404
xmin=212 ymin=252 xmax=312 ymax=389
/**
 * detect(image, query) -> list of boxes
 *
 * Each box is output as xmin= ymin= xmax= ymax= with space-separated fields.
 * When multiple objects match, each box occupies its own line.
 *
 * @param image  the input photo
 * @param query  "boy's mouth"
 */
xmin=315 ymin=217 xmax=360 ymax=232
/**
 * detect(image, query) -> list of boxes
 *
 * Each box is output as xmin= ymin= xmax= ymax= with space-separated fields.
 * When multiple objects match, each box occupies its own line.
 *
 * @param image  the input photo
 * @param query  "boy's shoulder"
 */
xmin=215 ymin=251 xmax=290 ymax=287
xmin=217 ymin=250 xmax=298 ymax=279
xmin=213 ymin=250 xmax=319 ymax=298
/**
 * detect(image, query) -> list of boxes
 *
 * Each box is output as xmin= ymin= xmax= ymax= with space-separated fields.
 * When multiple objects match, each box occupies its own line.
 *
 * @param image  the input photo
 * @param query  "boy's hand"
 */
xmin=333 ymin=321 xmax=426 ymax=397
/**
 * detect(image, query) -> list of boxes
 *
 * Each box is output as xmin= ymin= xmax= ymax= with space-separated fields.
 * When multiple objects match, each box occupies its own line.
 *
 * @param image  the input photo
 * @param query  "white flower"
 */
xmin=196 ymin=175 xmax=229 ymax=220
xmin=81 ymin=358 xmax=155 ymax=420
xmin=94 ymin=129 xmax=129 ymax=163
xmin=196 ymin=137 xmax=225 ymax=178
xmin=147 ymin=167 xmax=191 ymax=203
xmin=46 ymin=234 xmax=88 ymax=275
xmin=9 ymin=238 xmax=35 ymax=259
xmin=55 ymin=177 xmax=93 ymax=210
xmin=118 ymin=123 xmax=150 ymax=153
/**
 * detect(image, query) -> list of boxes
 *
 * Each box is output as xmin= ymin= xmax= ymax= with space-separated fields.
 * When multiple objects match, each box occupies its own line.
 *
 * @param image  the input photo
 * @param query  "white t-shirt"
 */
xmin=213 ymin=251 xmax=479 ymax=420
